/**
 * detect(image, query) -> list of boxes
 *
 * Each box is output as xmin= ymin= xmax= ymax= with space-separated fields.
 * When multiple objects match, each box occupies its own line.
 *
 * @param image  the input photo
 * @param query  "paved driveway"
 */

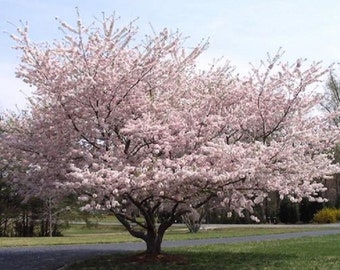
xmin=1 ymin=229 xmax=340 ymax=270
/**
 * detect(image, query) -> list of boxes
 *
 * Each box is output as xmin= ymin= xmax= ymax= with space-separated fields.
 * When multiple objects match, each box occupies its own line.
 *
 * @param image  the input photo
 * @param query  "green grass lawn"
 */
xmin=65 ymin=234 xmax=340 ymax=270
xmin=2 ymin=223 xmax=340 ymax=269
xmin=0 ymin=224 xmax=138 ymax=247
xmin=0 ymin=223 xmax=336 ymax=247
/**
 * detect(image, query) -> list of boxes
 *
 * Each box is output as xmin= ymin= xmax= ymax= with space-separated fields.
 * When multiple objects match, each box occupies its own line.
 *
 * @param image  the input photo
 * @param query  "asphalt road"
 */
xmin=1 ymin=229 xmax=340 ymax=270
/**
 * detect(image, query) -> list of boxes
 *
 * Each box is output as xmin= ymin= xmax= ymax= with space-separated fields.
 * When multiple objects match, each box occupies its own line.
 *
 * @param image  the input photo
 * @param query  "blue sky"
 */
xmin=1 ymin=0 xmax=339 ymax=111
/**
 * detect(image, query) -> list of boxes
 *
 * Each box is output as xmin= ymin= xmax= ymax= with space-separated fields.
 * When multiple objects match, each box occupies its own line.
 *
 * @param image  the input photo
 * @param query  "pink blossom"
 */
xmin=2 ymin=14 xmax=340 ymax=255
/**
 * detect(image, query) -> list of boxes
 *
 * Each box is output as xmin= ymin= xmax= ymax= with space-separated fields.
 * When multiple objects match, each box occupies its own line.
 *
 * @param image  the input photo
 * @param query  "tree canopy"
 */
xmin=2 ymin=14 xmax=339 ymax=254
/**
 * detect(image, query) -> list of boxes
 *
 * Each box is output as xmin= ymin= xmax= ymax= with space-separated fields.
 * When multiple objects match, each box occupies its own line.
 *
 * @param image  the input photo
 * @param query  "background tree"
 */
xmin=0 ymin=117 xmax=21 ymax=236
xmin=4 ymin=14 xmax=340 ymax=255
xmin=320 ymin=70 xmax=340 ymax=207
xmin=322 ymin=71 xmax=340 ymax=126
xmin=0 ymin=115 xmax=72 ymax=237
xmin=0 ymin=172 xmax=22 ymax=236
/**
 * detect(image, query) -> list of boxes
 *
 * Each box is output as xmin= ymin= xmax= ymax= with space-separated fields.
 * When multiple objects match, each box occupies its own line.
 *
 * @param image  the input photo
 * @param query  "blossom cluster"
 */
xmin=3 ymin=15 xmax=339 ymax=222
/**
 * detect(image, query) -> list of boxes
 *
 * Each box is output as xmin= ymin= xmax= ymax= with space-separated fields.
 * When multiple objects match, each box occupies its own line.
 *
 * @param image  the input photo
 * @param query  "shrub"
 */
xmin=336 ymin=209 xmax=340 ymax=221
xmin=313 ymin=208 xmax=339 ymax=223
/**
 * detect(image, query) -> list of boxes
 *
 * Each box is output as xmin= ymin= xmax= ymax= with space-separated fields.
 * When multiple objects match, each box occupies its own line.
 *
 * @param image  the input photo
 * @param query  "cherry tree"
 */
xmin=4 ymin=14 xmax=340 ymax=254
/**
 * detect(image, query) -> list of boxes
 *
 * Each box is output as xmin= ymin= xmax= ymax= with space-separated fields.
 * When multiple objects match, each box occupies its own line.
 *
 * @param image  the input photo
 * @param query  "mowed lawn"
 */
xmin=66 ymin=234 xmax=340 ymax=270
xmin=1 ymin=223 xmax=340 ymax=269
xmin=0 ymin=223 xmax=334 ymax=247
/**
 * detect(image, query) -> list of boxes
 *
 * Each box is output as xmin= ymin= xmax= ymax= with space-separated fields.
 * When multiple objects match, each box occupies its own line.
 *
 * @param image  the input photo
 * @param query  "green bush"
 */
xmin=336 ymin=209 xmax=340 ymax=220
xmin=313 ymin=208 xmax=340 ymax=223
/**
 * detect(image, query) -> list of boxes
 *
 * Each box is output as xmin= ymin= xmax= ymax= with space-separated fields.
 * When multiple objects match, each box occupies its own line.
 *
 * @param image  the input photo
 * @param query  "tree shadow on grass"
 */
xmin=65 ymin=250 xmax=296 ymax=270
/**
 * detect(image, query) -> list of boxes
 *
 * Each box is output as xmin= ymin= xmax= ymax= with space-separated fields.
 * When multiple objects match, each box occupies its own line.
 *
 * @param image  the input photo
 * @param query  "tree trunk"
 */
xmin=145 ymin=233 xmax=162 ymax=255
xmin=113 ymin=195 xmax=182 ymax=255
xmin=144 ymin=219 xmax=171 ymax=255
xmin=48 ymin=197 xmax=53 ymax=237
xmin=114 ymin=211 xmax=171 ymax=255
xmin=3 ymin=219 xmax=8 ymax=236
